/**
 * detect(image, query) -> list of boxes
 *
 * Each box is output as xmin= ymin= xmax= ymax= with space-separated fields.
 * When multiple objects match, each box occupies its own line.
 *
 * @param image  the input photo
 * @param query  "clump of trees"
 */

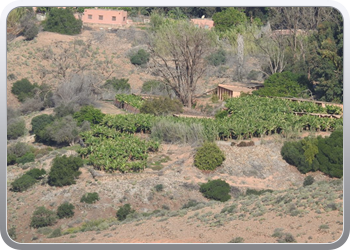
xmin=43 ymin=8 xmax=82 ymax=35
xmin=281 ymin=130 xmax=343 ymax=178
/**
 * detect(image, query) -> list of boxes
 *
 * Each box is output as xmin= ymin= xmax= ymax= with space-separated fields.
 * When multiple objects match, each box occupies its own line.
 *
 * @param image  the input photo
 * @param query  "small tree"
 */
xmin=43 ymin=8 xmax=82 ymax=35
xmin=11 ymin=78 xmax=36 ymax=102
xmin=48 ymin=155 xmax=83 ymax=187
xmin=212 ymin=8 xmax=247 ymax=32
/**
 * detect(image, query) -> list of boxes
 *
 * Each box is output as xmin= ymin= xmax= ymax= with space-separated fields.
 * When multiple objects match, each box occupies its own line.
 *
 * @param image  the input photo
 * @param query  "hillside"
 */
xmin=6 ymin=25 xmax=343 ymax=244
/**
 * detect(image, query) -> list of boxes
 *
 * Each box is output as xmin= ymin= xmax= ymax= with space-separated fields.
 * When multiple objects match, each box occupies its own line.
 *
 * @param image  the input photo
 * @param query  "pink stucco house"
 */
xmin=82 ymin=9 xmax=128 ymax=26
xmin=191 ymin=19 xmax=214 ymax=29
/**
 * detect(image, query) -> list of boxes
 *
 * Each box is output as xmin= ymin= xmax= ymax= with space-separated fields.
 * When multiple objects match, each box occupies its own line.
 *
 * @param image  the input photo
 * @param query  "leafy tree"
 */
xmin=30 ymin=206 xmax=57 ymax=228
xmin=253 ymin=71 xmax=312 ymax=98
xmin=199 ymin=179 xmax=231 ymax=202
xmin=73 ymin=105 xmax=105 ymax=125
xmin=194 ymin=142 xmax=225 ymax=171
xmin=43 ymin=8 xmax=82 ymax=35
xmin=48 ymin=155 xmax=83 ymax=187
xmin=212 ymin=8 xmax=247 ymax=32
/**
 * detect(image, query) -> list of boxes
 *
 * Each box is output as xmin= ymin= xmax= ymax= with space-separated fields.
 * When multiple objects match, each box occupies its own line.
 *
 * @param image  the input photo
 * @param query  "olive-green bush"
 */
xmin=30 ymin=206 xmax=57 ymax=229
xmin=80 ymin=192 xmax=100 ymax=204
xmin=48 ymin=155 xmax=83 ymax=187
xmin=199 ymin=179 xmax=231 ymax=202
xmin=194 ymin=142 xmax=225 ymax=171
xmin=116 ymin=204 xmax=135 ymax=221
xmin=57 ymin=202 xmax=75 ymax=219
xmin=140 ymin=97 xmax=183 ymax=116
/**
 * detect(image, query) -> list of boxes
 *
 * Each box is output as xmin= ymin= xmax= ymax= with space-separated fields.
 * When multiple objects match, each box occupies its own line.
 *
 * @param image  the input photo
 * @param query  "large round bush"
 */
xmin=194 ymin=142 xmax=225 ymax=170
xmin=199 ymin=179 xmax=231 ymax=202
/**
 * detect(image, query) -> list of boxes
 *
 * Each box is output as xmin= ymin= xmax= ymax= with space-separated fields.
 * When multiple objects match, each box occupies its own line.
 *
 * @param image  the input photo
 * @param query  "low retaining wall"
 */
xmin=114 ymin=100 xmax=140 ymax=114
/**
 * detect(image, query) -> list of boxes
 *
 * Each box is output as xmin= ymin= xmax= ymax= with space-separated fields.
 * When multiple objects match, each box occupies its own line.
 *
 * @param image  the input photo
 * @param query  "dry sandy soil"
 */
xmin=6 ymin=28 xmax=343 ymax=244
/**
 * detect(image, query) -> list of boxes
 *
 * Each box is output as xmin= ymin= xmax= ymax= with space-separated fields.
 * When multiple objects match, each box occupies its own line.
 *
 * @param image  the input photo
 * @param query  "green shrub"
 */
xmin=80 ymin=192 xmax=100 ymax=204
xmin=194 ymin=142 xmax=225 ymax=171
xmin=48 ymin=155 xmax=83 ymax=187
xmin=245 ymin=189 xmax=273 ymax=196
xmin=212 ymin=8 xmax=247 ymax=32
xmin=182 ymin=200 xmax=199 ymax=209
xmin=57 ymin=202 xmax=75 ymax=219
xmin=140 ymin=97 xmax=183 ymax=116
xmin=206 ymin=49 xmax=226 ymax=66
xmin=104 ymin=78 xmax=131 ymax=93
xmin=10 ymin=168 xmax=46 ymax=192
xmin=277 ymin=233 xmax=297 ymax=243
xmin=24 ymin=23 xmax=39 ymax=40
xmin=73 ymin=105 xmax=105 ymax=125
xmin=116 ymin=204 xmax=135 ymax=221
xmin=303 ymin=176 xmax=315 ymax=187
xmin=130 ymin=49 xmax=150 ymax=66
xmin=7 ymin=154 xmax=17 ymax=165
xmin=30 ymin=206 xmax=57 ymax=228
xmin=11 ymin=174 xmax=37 ymax=192
xmin=31 ymin=114 xmax=55 ymax=135
xmin=11 ymin=78 xmax=36 ymax=102
xmin=281 ymin=131 xmax=343 ymax=178
xmin=43 ymin=8 xmax=82 ymax=35
xmin=7 ymin=118 xmax=26 ymax=140
xmin=154 ymin=184 xmax=164 ymax=192
xmin=24 ymin=168 xmax=46 ymax=180
xmin=16 ymin=152 xmax=35 ymax=165
xmin=253 ymin=71 xmax=312 ymax=98
xmin=199 ymin=179 xmax=231 ymax=202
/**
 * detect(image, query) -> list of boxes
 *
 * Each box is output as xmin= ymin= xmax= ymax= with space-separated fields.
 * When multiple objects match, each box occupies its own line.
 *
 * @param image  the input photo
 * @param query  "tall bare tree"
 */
xmin=149 ymin=20 xmax=217 ymax=107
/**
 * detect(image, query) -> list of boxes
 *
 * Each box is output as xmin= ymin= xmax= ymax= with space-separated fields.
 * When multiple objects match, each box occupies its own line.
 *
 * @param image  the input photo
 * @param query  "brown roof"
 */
xmin=218 ymin=84 xmax=252 ymax=93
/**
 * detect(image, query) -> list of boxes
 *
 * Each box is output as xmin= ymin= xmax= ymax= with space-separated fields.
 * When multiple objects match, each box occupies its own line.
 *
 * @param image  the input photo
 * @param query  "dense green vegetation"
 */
xmin=102 ymin=95 xmax=343 ymax=141
xmin=7 ymin=142 xmax=35 ymax=166
xmin=73 ymin=105 xmax=105 ymax=125
xmin=129 ymin=49 xmax=150 ymax=66
xmin=116 ymin=204 xmax=135 ymax=221
xmin=43 ymin=8 xmax=82 ymax=35
xmin=281 ymin=130 xmax=343 ymax=178
xmin=48 ymin=155 xmax=83 ymax=187
xmin=11 ymin=78 xmax=37 ymax=102
xmin=31 ymin=114 xmax=55 ymax=135
xmin=199 ymin=179 xmax=231 ymax=202
xmin=78 ymin=125 xmax=159 ymax=173
xmin=10 ymin=168 xmax=46 ymax=192
xmin=115 ymin=94 xmax=144 ymax=109
xmin=194 ymin=142 xmax=225 ymax=171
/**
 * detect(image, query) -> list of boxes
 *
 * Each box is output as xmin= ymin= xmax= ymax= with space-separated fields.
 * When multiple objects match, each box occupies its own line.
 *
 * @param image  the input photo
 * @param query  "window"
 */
xmin=123 ymin=17 xmax=126 ymax=21
xmin=112 ymin=16 xmax=116 ymax=21
xmin=88 ymin=14 xmax=92 ymax=19
xmin=99 ymin=15 xmax=103 ymax=20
